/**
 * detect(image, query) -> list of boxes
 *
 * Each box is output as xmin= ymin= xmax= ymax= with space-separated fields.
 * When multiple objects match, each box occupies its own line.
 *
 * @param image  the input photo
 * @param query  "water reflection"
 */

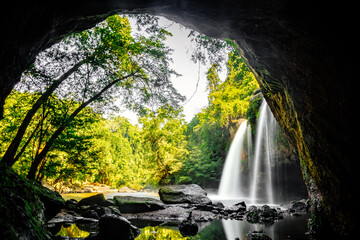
xmin=135 ymin=226 xmax=186 ymax=240
xmin=134 ymin=213 xmax=309 ymax=240
xmin=56 ymin=223 xmax=90 ymax=238
xmin=221 ymin=214 xmax=308 ymax=240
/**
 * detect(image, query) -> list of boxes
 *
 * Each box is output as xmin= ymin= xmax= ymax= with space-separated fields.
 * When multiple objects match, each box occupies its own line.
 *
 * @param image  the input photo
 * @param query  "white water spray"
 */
xmin=249 ymin=100 xmax=274 ymax=204
xmin=218 ymin=120 xmax=248 ymax=198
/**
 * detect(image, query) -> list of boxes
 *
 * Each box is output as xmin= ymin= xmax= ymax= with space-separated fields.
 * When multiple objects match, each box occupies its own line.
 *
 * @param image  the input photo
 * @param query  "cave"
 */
xmin=0 ymin=0 xmax=357 ymax=238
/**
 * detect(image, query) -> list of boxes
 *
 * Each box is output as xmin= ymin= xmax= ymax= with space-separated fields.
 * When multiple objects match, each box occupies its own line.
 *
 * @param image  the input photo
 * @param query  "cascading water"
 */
xmin=217 ymin=99 xmax=280 ymax=205
xmin=249 ymin=100 xmax=275 ymax=204
xmin=218 ymin=120 xmax=248 ymax=198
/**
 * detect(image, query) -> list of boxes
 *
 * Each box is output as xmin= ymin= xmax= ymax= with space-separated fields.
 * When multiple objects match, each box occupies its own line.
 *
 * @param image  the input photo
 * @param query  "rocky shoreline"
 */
xmin=48 ymin=184 xmax=309 ymax=240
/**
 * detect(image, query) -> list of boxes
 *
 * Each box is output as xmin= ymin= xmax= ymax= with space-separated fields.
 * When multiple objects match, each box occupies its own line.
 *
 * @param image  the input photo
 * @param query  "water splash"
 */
xmin=218 ymin=120 xmax=248 ymax=198
xmin=217 ymin=100 xmax=284 ymax=205
xmin=249 ymin=100 xmax=275 ymax=204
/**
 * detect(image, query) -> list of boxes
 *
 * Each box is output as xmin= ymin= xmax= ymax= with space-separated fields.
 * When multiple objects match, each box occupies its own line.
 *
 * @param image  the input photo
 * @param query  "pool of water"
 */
xmin=59 ymin=192 xmax=310 ymax=240
xmin=132 ymin=213 xmax=309 ymax=240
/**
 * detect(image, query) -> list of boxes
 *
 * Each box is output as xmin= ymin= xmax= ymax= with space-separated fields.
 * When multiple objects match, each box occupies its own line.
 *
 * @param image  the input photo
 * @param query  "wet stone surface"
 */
xmin=49 ymin=190 xmax=309 ymax=239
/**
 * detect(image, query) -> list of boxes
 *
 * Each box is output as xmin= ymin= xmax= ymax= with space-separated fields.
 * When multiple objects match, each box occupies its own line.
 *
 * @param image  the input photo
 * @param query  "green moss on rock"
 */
xmin=0 ymin=163 xmax=63 ymax=239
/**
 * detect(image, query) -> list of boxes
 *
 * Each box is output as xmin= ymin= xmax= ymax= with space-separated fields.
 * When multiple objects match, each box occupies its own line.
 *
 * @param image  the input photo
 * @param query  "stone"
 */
xmin=212 ymin=200 xmax=225 ymax=208
xmin=178 ymin=222 xmax=199 ymax=237
xmin=122 ymin=205 xmax=190 ymax=223
xmin=246 ymin=205 xmax=283 ymax=223
xmin=247 ymin=230 xmax=272 ymax=240
xmin=82 ymin=210 xmax=99 ymax=219
xmin=288 ymin=199 xmax=308 ymax=213
xmin=113 ymin=195 xmax=165 ymax=213
xmin=159 ymin=184 xmax=211 ymax=205
xmin=96 ymin=213 xmax=140 ymax=240
xmin=78 ymin=193 xmax=111 ymax=207
xmin=227 ymin=201 xmax=247 ymax=212
xmin=0 ymin=164 xmax=53 ymax=240
xmin=65 ymin=199 xmax=78 ymax=211
xmin=29 ymin=180 xmax=65 ymax=221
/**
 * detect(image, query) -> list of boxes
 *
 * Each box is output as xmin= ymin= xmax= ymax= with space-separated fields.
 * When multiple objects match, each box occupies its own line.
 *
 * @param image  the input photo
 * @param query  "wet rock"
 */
xmin=114 ymin=196 xmax=165 ymax=213
xmin=96 ymin=213 xmax=140 ymax=240
xmin=193 ymin=203 xmax=214 ymax=211
xmin=288 ymin=199 xmax=309 ymax=213
xmin=227 ymin=201 xmax=247 ymax=213
xmin=247 ymin=230 xmax=272 ymax=240
xmin=30 ymin=181 xmax=65 ymax=221
xmin=46 ymin=209 xmax=99 ymax=236
xmin=179 ymin=222 xmax=199 ymax=237
xmin=159 ymin=184 xmax=211 ymax=205
xmin=78 ymin=193 xmax=112 ymax=207
xmin=0 ymin=164 xmax=53 ymax=240
xmin=123 ymin=205 xmax=190 ymax=223
xmin=82 ymin=210 xmax=99 ymax=219
xmin=212 ymin=200 xmax=225 ymax=208
xmin=246 ymin=205 xmax=283 ymax=223
xmin=65 ymin=199 xmax=78 ymax=211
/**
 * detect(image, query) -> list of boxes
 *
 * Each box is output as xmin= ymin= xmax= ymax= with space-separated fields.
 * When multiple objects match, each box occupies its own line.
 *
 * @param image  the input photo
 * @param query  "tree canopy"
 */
xmin=0 ymin=14 xmax=260 ymax=190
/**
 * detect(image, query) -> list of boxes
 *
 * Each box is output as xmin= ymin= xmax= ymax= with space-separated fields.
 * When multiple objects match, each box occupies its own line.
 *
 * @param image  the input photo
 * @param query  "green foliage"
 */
xmin=1 ymin=91 xmax=189 ymax=190
xmin=0 ymin=15 xmax=260 ymax=191
xmin=1 ymin=14 xmax=186 ymax=183
xmin=246 ymin=90 xmax=262 ymax=134
xmin=139 ymin=105 xmax=188 ymax=186
xmin=176 ymin=41 xmax=259 ymax=187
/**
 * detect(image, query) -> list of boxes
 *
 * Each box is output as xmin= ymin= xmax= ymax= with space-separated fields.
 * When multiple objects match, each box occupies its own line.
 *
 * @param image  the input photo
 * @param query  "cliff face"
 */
xmin=0 ymin=0 xmax=356 ymax=237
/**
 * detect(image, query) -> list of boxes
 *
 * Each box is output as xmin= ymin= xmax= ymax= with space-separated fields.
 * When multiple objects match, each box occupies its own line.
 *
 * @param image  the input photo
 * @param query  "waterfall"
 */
xmin=218 ymin=120 xmax=248 ymax=198
xmin=249 ymin=100 xmax=275 ymax=204
xmin=216 ymin=99 xmax=288 ymax=205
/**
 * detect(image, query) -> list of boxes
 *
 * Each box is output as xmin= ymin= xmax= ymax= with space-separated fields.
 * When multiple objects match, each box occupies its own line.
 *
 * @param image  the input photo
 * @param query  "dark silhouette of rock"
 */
xmin=95 ymin=213 xmax=140 ymax=240
xmin=179 ymin=221 xmax=199 ymax=237
xmin=78 ymin=193 xmax=112 ymax=207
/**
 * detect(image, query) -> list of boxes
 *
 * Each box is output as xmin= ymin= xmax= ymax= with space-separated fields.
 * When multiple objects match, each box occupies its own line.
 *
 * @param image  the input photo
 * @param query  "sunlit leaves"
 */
xmin=139 ymin=105 xmax=188 ymax=185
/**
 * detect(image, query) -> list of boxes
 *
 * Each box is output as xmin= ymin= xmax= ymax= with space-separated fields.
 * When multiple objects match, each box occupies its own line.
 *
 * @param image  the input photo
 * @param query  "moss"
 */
xmin=0 ymin=163 xmax=52 ymax=240
xmin=246 ymin=90 xmax=262 ymax=133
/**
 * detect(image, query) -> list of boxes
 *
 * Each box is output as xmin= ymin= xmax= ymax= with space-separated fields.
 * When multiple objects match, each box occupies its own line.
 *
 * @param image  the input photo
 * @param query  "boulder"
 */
xmin=179 ymin=222 xmax=199 ymax=237
xmin=227 ymin=201 xmax=246 ymax=213
xmin=29 ymin=180 xmax=65 ymax=221
xmin=247 ymin=205 xmax=283 ymax=223
xmin=65 ymin=199 xmax=78 ymax=211
xmin=288 ymin=199 xmax=309 ymax=213
xmin=1 ymin=164 xmax=53 ymax=240
xmin=96 ymin=213 xmax=140 ymax=240
xmin=113 ymin=196 xmax=165 ymax=213
xmin=82 ymin=210 xmax=99 ymax=219
xmin=78 ymin=193 xmax=112 ymax=207
xmin=247 ymin=230 xmax=272 ymax=240
xmin=159 ymin=184 xmax=211 ymax=205
xmin=212 ymin=200 xmax=225 ymax=208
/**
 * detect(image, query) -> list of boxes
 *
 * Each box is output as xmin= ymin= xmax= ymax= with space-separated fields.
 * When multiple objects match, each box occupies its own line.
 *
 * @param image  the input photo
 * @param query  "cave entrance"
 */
xmin=1 ymin=12 xmax=308 ymax=240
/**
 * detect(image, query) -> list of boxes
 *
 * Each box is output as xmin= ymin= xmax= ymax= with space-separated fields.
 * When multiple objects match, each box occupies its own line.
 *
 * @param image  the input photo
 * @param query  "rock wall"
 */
xmin=0 ymin=0 xmax=357 ymax=237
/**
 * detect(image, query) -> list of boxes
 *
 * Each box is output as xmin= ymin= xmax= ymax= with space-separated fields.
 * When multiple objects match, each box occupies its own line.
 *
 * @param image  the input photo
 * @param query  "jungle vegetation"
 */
xmin=0 ymin=14 xmax=259 ymax=191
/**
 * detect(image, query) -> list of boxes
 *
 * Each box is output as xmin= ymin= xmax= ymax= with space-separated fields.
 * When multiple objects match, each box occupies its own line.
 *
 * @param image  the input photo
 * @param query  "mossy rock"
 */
xmin=0 ymin=163 xmax=52 ymax=240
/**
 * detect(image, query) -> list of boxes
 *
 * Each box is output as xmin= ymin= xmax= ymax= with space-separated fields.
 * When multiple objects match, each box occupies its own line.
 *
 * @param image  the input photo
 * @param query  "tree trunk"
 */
xmin=27 ymin=72 xmax=136 ymax=180
xmin=1 ymin=58 xmax=89 ymax=167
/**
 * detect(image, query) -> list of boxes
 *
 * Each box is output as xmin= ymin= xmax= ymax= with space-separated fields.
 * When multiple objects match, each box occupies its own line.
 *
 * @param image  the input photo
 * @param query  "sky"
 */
xmin=118 ymin=16 xmax=228 ymax=124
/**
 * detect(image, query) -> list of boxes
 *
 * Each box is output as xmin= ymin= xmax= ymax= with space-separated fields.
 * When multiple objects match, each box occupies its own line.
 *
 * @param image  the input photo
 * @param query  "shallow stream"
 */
xmin=58 ymin=192 xmax=309 ymax=240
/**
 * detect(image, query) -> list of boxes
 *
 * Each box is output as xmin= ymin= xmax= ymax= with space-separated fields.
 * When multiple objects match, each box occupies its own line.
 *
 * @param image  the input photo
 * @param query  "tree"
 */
xmin=1 ymin=14 xmax=184 ymax=180
xmin=176 ymin=41 xmax=259 ymax=187
xmin=139 ymin=105 xmax=188 ymax=185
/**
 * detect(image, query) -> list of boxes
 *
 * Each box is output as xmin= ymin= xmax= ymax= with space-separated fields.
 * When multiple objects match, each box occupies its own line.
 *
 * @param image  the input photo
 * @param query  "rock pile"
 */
xmin=47 ymin=185 xmax=309 ymax=239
